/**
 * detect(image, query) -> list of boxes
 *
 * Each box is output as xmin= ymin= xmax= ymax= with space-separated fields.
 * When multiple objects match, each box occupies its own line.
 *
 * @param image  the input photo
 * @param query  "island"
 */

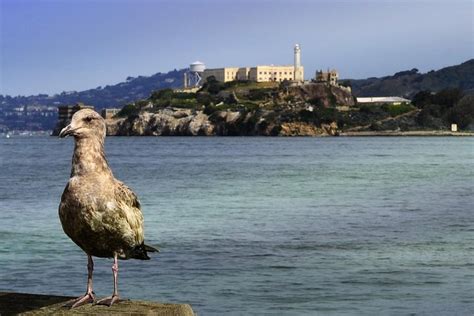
xmin=98 ymin=78 xmax=472 ymax=137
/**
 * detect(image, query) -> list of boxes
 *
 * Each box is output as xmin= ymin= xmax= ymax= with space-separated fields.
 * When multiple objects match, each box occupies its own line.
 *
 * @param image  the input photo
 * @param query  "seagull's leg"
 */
xmin=64 ymin=254 xmax=95 ymax=308
xmin=97 ymin=253 xmax=121 ymax=306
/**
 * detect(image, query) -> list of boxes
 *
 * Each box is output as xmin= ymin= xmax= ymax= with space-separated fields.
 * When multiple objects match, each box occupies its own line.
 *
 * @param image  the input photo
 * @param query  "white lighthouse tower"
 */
xmin=293 ymin=44 xmax=304 ymax=82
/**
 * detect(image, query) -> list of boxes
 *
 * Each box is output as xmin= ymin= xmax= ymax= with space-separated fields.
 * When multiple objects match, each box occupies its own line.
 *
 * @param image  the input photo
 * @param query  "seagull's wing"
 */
xmin=106 ymin=180 xmax=157 ymax=260
xmin=115 ymin=180 xmax=141 ymax=209
xmin=112 ymin=181 xmax=145 ymax=248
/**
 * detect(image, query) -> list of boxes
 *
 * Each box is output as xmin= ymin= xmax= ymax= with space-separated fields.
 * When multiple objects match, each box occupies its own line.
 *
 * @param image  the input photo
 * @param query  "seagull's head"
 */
xmin=59 ymin=109 xmax=106 ymax=140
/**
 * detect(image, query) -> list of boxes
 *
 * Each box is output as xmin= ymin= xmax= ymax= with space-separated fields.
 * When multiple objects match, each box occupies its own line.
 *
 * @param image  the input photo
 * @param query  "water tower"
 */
xmin=184 ymin=61 xmax=206 ymax=88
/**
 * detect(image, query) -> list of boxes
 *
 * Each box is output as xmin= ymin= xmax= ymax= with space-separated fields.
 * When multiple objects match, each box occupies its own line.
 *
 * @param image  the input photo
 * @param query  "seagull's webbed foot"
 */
xmin=63 ymin=291 xmax=95 ymax=308
xmin=96 ymin=294 xmax=120 ymax=306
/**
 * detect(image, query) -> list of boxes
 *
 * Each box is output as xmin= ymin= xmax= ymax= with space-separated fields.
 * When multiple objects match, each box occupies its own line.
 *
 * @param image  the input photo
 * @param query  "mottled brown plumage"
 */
xmin=58 ymin=109 xmax=158 ymax=307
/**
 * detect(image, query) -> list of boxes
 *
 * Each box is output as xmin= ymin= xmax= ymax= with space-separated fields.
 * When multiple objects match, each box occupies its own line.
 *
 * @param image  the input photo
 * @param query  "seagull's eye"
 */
xmin=84 ymin=117 xmax=93 ymax=122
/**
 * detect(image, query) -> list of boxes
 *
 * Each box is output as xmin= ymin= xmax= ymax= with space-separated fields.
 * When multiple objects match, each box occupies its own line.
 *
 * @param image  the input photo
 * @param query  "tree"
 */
xmin=206 ymin=76 xmax=218 ymax=84
xmin=447 ymin=95 xmax=474 ymax=129
xmin=196 ymin=93 xmax=213 ymax=106
xmin=117 ymin=104 xmax=137 ymax=117
xmin=433 ymin=88 xmax=464 ymax=109
xmin=150 ymin=88 xmax=174 ymax=101
xmin=279 ymin=79 xmax=291 ymax=89
xmin=412 ymin=90 xmax=433 ymax=108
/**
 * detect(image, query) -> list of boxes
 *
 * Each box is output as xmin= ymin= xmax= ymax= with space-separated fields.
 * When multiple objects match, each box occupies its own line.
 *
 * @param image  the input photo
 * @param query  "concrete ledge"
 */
xmin=0 ymin=292 xmax=195 ymax=316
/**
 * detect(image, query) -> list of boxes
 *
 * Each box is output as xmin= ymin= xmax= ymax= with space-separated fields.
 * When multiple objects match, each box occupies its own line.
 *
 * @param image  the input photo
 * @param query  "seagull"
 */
xmin=58 ymin=109 xmax=158 ymax=308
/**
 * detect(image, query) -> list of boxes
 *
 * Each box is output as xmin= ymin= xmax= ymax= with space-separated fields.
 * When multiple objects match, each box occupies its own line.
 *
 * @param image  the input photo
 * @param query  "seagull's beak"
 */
xmin=59 ymin=124 xmax=75 ymax=138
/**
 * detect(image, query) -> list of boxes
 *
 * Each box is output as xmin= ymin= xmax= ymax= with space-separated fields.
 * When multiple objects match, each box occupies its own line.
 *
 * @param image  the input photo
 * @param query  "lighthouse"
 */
xmin=293 ymin=44 xmax=304 ymax=82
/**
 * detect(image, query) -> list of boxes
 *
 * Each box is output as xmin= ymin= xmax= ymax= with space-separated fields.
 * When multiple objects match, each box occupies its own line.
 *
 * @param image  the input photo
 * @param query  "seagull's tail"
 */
xmin=130 ymin=243 xmax=160 ymax=260
xmin=144 ymin=244 xmax=160 ymax=253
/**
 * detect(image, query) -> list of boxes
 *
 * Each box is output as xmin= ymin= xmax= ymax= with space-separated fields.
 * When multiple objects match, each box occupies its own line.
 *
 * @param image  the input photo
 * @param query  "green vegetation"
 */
xmin=199 ymin=77 xmax=254 ymax=95
xmin=149 ymin=88 xmax=198 ymax=109
xmin=117 ymin=104 xmax=138 ymax=117
xmin=413 ymin=88 xmax=473 ymax=129
xmin=381 ymin=103 xmax=415 ymax=117
xmin=308 ymin=97 xmax=325 ymax=107
xmin=359 ymin=103 xmax=415 ymax=117
xmin=247 ymin=88 xmax=273 ymax=101
xmin=192 ymin=77 xmax=280 ymax=113
xmin=114 ymin=78 xmax=268 ymax=116
xmin=298 ymin=108 xmax=339 ymax=125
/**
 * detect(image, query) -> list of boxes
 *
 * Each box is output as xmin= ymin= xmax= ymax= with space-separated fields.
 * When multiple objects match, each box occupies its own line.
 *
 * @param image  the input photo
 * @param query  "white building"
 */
xmin=356 ymin=97 xmax=411 ymax=105
xmin=199 ymin=44 xmax=304 ymax=84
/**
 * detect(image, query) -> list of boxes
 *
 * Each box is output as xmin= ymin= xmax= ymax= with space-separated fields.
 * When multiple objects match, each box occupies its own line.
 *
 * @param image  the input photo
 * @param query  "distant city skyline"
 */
xmin=1 ymin=0 xmax=473 ymax=96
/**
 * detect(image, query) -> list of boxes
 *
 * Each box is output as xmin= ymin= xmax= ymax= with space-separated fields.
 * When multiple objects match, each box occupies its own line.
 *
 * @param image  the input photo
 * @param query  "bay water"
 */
xmin=0 ymin=136 xmax=473 ymax=315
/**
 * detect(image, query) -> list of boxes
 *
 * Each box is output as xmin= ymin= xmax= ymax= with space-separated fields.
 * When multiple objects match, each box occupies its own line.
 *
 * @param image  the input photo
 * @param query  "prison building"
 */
xmin=315 ymin=69 xmax=339 ymax=86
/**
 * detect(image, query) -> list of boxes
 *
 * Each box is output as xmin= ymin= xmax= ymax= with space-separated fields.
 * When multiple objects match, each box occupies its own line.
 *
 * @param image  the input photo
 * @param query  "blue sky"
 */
xmin=1 ymin=0 xmax=473 ymax=96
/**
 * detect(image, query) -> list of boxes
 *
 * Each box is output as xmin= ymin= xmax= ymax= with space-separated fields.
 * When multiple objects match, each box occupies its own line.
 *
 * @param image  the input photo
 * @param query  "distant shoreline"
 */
xmin=103 ymin=130 xmax=474 ymax=137
xmin=339 ymin=130 xmax=474 ymax=137
xmin=2 ymin=130 xmax=474 ymax=138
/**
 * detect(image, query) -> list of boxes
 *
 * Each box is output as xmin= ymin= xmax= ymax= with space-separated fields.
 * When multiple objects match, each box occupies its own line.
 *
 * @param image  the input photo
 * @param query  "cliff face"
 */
xmin=280 ymin=122 xmax=338 ymax=136
xmin=106 ymin=109 xmax=258 ymax=136
xmin=106 ymin=108 xmax=341 ymax=137
xmin=109 ymin=109 xmax=214 ymax=136
xmin=294 ymin=84 xmax=355 ymax=107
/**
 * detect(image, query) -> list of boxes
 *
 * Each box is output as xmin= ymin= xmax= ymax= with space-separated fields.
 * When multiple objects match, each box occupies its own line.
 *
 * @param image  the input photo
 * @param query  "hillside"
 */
xmin=0 ymin=69 xmax=185 ymax=109
xmin=348 ymin=59 xmax=474 ymax=97
xmin=0 ymin=69 xmax=185 ymax=131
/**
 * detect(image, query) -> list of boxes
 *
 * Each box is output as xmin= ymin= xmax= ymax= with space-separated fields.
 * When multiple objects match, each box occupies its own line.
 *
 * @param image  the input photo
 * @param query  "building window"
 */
xmin=259 ymin=72 xmax=262 ymax=75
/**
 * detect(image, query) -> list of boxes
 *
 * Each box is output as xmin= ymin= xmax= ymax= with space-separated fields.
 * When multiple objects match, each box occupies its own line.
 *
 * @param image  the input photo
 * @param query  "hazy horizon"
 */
xmin=1 ymin=0 xmax=473 ymax=96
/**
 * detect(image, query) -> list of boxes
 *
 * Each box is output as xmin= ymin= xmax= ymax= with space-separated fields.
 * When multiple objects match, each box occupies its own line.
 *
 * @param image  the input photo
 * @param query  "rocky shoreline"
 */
xmin=104 ymin=108 xmax=472 ymax=137
xmin=105 ymin=108 xmax=340 ymax=137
